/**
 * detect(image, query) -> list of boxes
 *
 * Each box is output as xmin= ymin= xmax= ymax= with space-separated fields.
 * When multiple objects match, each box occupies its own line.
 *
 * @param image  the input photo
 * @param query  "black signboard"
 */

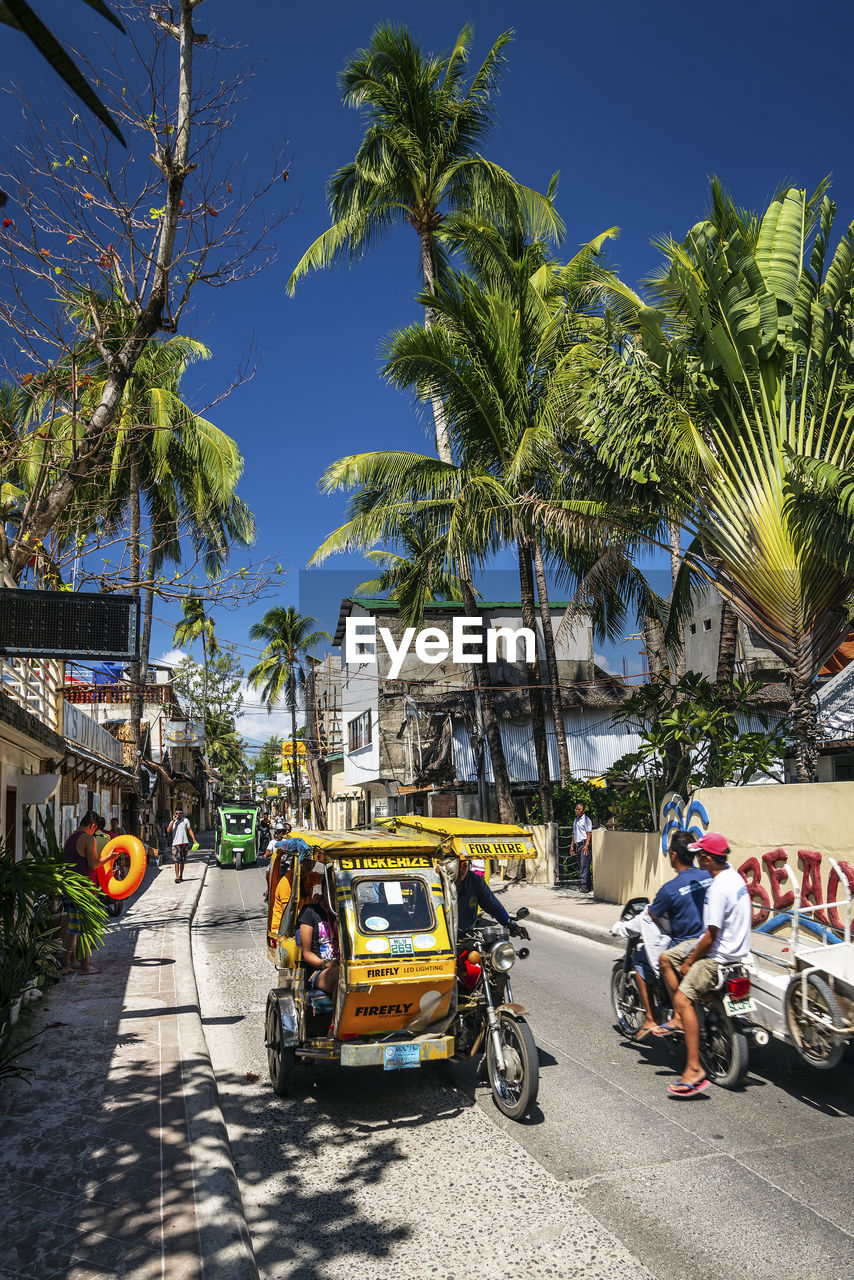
xmin=0 ymin=589 xmax=139 ymax=660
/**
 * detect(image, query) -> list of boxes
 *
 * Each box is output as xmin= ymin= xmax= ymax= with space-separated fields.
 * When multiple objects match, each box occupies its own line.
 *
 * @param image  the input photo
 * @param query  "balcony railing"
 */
xmin=0 ymin=655 xmax=63 ymax=733
xmin=62 ymin=683 xmax=172 ymax=706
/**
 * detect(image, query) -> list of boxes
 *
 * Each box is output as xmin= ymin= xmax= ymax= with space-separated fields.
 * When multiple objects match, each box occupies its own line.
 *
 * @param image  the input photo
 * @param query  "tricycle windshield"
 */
xmin=354 ymin=877 xmax=434 ymax=933
xmin=224 ymin=812 xmax=253 ymax=835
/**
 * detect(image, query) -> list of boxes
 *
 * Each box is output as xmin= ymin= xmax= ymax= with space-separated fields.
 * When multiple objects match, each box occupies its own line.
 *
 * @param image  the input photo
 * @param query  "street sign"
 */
xmin=0 ymin=589 xmax=139 ymax=660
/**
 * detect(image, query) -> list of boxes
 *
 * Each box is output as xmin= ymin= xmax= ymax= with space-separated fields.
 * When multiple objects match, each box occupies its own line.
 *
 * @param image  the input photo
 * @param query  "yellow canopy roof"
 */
xmin=388 ymin=815 xmax=531 ymax=838
xmin=385 ymin=816 xmax=537 ymax=857
xmin=290 ymin=829 xmax=440 ymax=859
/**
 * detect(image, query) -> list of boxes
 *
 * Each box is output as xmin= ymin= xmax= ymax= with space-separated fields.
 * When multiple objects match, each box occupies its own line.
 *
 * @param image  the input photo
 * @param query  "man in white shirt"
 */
xmin=660 ymin=831 xmax=751 ymax=1099
xmin=573 ymin=802 xmax=594 ymax=893
xmin=166 ymin=808 xmax=195 ymax=885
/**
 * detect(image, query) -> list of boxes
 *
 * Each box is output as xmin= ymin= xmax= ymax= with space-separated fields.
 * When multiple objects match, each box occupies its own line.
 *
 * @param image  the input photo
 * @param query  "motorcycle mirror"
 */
xmin=517 ymin=947 xmax=530 ymax=960
xmin=515 ymin=907 xmax=530 ymax=920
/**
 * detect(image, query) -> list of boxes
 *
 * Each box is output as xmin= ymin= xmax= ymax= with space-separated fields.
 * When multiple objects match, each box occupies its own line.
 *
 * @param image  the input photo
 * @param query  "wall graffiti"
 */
xmin=738 ymin=849 xmax=854 ymax=929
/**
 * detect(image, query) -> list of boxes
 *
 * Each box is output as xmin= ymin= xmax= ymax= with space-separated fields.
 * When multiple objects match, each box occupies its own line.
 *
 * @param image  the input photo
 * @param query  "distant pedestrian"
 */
xmin=108 ymin=818 xmax=122 ymax=839
xmin=574 ymin=801 xmax=594 ymax=893
xmin=166 ymin=808 xmax=195 ymax=885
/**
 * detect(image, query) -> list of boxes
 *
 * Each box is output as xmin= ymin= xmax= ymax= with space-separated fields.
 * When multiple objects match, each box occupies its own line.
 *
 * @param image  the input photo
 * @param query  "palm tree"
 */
xmin=354 ymin=514 xmax=465 ymax=624
xmin=382 ymin=222 xmax=639 ymax=812
xmin=0 ymin=0 xmax=125 ymax=143
xmin=247 ymin=608 xmax=331 ymax=826
xmin=287 ymin=22 xmax=563 ymax=461
xmin=580 ymin=181 xmax=854 ymax=780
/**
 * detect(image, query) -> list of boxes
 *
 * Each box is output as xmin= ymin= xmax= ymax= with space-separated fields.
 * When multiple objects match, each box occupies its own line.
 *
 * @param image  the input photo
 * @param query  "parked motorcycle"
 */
xmin=610 ymin=897 xmax=751 ymax=1089
xmin=454 ymin=906 xmax=539 ymax=1119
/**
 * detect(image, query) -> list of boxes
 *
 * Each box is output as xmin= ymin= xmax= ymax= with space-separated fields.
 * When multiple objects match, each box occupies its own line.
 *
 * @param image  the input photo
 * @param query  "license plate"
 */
xmin=390 ymin=937 xmax=414 ymax=957
xmin=723 ymin=994 xmax=755 ymax=1016
xmin=383 ymin=1043 xmax=421 ymax=1071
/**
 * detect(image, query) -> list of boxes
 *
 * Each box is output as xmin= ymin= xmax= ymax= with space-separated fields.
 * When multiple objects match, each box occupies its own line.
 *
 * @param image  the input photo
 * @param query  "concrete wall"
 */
xmin=593 ymin=782 xmax=854 ymax=927
xmin=592 ymin=829 xmax=663 ymax=904
xmin=527 ymin=823 xmax=557 ymax=886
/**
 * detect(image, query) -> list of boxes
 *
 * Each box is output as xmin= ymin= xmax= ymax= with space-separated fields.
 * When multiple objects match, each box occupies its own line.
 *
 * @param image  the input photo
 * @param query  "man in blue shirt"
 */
xmin=632 ymin=830 xmax=712 ymax=1039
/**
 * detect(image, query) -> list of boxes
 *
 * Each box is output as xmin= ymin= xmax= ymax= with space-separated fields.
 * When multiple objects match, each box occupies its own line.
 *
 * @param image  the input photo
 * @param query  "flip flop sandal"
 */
xmin=667 ymin=1078 xmax=709 ymax=1099
xmin=634 ymin=1027 xmax=656 ymax=1042
xmin=652 ymin=1022 xmax=684 ymax=1037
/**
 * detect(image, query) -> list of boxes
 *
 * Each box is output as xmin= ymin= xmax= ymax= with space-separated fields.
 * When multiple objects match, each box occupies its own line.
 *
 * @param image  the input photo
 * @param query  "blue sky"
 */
xmin=8 ymin=0 xmax=854 ymax=743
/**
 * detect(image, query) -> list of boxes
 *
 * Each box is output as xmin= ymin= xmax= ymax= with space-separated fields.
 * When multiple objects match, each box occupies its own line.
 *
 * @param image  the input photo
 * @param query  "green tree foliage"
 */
xmin=247 ymin=608 xmax=330 ymax=824
xmin=172 ymin=647 xmax=245 ymax=788
xmin=254 ymin=733 xmax=283 ymax=785
xmin=580 ymin=180 xmax=854 ymax=780
xmin=288 ymin=22 xmax=561 ymax=461
xmin=606 ymin=674 xmax=790 ymax=831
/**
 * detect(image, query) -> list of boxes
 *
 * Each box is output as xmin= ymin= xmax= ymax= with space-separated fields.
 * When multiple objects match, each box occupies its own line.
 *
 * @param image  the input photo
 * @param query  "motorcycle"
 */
xmin=455 ymin=906 xmax=539 ymax=1120
xmin=610 ymin=896 xmax=751 ymax=1089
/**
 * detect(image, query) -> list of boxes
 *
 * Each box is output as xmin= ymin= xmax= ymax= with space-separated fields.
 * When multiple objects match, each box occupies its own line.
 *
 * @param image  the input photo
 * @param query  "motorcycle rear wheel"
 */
xmin=610 ymin=962 xmax=646 ymax=1038
xmin=699 ymin=994 xmax=748 ymax=1089
xmin=486 ymin=1013 xmax=539 ymax=1121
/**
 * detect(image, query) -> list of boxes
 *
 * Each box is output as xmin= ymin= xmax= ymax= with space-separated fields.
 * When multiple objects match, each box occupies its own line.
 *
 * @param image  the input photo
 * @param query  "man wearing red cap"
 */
xmin=659 ymin=832 xmax=751 ymax=1098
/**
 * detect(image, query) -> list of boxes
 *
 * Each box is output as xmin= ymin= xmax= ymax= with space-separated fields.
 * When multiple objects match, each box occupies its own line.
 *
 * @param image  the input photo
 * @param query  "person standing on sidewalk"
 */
xmin=574 ymin=802 xmax=594 ymax=893
xmin=167 ymin=808 xmax=195 ymax=884
xmin=61 ymin=811 xmax=115 ymax=974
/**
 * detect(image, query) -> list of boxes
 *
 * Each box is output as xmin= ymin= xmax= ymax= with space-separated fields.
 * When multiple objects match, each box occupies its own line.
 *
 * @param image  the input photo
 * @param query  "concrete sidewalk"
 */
xmin=492 ymin=880 xmax=622 ymax=948
xmin=0 ymin=838 xmax=257 ymax=1280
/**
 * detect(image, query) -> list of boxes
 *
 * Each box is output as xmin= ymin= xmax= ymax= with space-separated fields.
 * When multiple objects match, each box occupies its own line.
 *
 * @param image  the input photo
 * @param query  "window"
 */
xmin=225 ymin=811 xmax=253 ymax=834
xmin=354 ymin=878 xmax=434 ymax=934
xmin=348 ymin=709 xmax=372 ymax=752
xmin=689 ymin=623 xmax=697 ymax=635
xmin=703 ymin=618 xmax=712 ymax=631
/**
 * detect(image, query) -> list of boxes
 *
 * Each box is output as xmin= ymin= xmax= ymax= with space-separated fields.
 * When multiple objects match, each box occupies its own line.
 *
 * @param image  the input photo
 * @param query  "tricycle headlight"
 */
xmin=489 ymin=940 xmax=516 ymax=972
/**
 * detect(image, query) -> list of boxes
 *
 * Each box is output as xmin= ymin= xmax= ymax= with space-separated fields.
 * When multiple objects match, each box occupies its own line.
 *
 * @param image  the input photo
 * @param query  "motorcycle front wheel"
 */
xmin=610 ymin=961 xmax=645 ymax=1038
xmin=486 ymin=1013 xmax=539 ymax=1121
xmin=699 ymin=994 xmax=749 ymax=1089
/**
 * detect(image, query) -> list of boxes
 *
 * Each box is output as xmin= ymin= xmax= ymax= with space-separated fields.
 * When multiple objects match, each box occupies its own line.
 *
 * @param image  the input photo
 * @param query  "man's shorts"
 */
xmin=632 ymin=945 xmax=654 ymax=983
xmin=172 ymin=843 xmax=189 ymax=861
xmin=662 ymin=937 xmax=720 ymax=1001
xmin=61 ymin=898 xmax=82 ymax=936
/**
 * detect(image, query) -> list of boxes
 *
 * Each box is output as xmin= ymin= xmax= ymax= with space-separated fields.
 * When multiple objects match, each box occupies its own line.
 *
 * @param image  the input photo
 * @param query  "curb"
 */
xmin=524 ymin=907 xmax=622 ymax=950
xmin=176 ymin=852 xmax=261 ymax=1280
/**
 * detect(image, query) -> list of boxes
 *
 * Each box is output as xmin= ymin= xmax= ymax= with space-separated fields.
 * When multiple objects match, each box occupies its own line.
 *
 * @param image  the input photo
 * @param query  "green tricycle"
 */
xmin=215 ymin=805 xmax=258 ymax=868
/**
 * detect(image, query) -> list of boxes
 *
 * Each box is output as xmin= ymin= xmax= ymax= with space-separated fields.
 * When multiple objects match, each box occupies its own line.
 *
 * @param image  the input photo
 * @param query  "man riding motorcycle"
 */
xmin=450 ymin=856 xmax=526 ymax=937
xmin=659 ymin=832 xmax=752 ymax=1099
xmin=631 ymin=830 xmax=712 ymax=1040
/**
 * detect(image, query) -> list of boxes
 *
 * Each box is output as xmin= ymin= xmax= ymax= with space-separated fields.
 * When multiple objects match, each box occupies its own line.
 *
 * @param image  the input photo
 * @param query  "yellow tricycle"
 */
xmin=264 ymin=823 xmax=539 ymax=1119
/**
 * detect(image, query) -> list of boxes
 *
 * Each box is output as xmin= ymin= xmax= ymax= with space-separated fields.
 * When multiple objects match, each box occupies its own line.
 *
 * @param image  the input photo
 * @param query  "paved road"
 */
xmin=466 ymin=921 xmax=854 ymax=1280
xmin=193 ymin=861 xmax=854 ymax=1280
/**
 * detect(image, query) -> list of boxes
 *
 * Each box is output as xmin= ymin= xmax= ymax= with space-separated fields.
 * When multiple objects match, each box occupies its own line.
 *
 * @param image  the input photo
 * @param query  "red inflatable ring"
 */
xmin=97 ymin=836 xmax=147 ymax=900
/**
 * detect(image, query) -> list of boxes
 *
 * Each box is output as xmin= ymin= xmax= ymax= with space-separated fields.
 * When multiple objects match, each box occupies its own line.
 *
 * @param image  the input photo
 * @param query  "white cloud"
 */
xmin=594 ymin=651 xmax=621 ymax=675
xmin=156 ymin=648 xmax=188 ymax=669
xmin=236 ymin=678 xmax=304 ymax=748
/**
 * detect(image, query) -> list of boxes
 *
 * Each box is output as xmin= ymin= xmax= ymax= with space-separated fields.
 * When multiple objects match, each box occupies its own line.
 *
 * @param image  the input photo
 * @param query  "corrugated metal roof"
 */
xmin=452 ymin=710 xmax=641 ymax=784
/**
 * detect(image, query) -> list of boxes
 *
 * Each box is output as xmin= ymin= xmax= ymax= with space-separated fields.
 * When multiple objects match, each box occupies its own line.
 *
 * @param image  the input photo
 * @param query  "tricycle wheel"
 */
xmin=266 ymin=994 xmax=296 ymax=1095
xmin=699 ymin=994 xmax=749 ymax=1089
xmin=785 ymin=973 xmax=845 ymax=1070
xmin=486 ymin=1013 xmax=539 ymax=1120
